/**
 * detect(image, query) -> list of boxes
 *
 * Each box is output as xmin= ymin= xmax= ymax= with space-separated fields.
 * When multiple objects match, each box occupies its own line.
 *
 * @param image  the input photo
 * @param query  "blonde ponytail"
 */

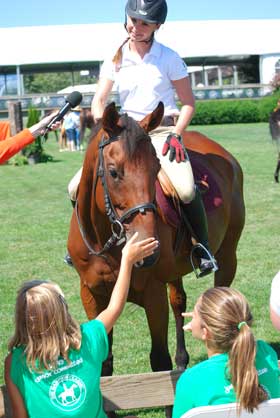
xmin=230 ymin=323 xmax=267 ymax=413
xmin=112 ymin=37 xmax=130 ymax=72
xmin=197 ymin=287 xmax=268 ymax=413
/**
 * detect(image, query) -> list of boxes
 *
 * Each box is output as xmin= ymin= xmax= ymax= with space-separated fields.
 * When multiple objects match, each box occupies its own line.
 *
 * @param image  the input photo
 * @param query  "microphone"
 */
xmin=45 ymin=91 xmax=83 ymax=132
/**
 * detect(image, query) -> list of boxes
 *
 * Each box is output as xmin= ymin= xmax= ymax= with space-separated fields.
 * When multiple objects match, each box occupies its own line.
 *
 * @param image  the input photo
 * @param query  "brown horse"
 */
xmin=68 ymin=102 xmax=245 ymax=381
xmin=79 ymin=108 xmax=95 ymax=144
xmin=269 ymin=105 xmax=280 ymax=183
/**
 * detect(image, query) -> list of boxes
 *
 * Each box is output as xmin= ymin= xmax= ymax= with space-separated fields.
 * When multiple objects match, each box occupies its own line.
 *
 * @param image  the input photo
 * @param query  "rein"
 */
xmin=75 ymin=134 xmax=157 ymax=257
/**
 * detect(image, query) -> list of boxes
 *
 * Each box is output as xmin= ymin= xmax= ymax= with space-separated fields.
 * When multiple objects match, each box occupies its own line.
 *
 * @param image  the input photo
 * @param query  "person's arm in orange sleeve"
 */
xmin=0 ymin=112 xmax=60 ymax=164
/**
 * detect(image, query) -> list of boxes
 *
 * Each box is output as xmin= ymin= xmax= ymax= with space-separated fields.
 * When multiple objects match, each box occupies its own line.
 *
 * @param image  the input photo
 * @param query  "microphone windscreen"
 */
xmin=66 ymin=91 xmax=83 ymax=108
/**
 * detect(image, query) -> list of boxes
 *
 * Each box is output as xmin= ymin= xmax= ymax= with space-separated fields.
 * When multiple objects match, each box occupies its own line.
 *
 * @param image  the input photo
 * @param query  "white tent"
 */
xmin=0 ymin=19 xmax=279 ymax=66
xmin=0 ymin=19 xmax=279 ymax=91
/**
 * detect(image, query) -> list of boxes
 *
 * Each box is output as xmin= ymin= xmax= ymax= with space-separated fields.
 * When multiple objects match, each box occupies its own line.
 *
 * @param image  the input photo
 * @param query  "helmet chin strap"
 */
xmin=134 ymin=37 xmax=153 ymax=44
xmin=124 ymin=24 xmax=154 ymax=44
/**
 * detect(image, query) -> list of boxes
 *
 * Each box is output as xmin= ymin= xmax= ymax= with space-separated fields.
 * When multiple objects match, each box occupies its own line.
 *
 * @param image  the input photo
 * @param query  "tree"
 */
xmin=24 ymin=73 xmax=73 ymax=93
xmin=23 ymin=72 xmax=97 ymax=94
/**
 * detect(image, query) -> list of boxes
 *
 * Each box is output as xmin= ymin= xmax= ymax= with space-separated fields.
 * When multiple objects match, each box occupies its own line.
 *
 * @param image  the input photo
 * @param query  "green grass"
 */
xmin=0 ymin=123 xmax=279 ymax=417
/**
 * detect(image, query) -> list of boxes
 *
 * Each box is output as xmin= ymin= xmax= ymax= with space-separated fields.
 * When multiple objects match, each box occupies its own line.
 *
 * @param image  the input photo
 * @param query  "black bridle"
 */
xmin=75 ymin=134 xmax=157 ymax=257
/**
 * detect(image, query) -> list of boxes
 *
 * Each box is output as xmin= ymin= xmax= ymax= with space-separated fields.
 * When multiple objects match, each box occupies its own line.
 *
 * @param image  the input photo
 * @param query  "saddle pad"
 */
xmin=191 ymin=155 xmax=223 ymax=213
xmin=156 ymin=157 xmax=223 ymax=228
xmin=156 ymin=180 xmax=181 ymax=228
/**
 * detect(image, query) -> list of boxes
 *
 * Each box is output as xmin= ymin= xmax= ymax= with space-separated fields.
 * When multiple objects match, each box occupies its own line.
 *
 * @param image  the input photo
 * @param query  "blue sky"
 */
xmin=1 ymin=0 xmax=280 ymax=27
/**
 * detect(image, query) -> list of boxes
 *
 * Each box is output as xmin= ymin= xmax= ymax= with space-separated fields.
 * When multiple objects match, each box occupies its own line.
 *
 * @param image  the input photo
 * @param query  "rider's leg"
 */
xmin=64 ymin=168 xmax=83 ymax=267
xmin=68 ymin=167 xmax=83 ymax=201
xmin=181 ymin=186 xmax=218 ymax=277
xmin=150 ymin=127 xmax=218 ymax=277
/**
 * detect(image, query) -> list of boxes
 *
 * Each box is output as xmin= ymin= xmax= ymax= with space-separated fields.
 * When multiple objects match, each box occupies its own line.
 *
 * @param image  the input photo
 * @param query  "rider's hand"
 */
xmin=162 ymin=133 xmax=187 ymax=163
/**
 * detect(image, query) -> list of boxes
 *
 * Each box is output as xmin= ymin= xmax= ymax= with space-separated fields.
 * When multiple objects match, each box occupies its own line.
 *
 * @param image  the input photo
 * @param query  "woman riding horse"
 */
xmin=93 ymin=0 xmax=218 ymax=277
xmin=68 ymin=0 xmax=217 ymax=277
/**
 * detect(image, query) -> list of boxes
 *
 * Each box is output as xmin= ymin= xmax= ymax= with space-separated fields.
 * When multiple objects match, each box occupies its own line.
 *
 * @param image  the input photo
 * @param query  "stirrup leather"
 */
xmin=190 ymin=243 xmax=218 ymax=278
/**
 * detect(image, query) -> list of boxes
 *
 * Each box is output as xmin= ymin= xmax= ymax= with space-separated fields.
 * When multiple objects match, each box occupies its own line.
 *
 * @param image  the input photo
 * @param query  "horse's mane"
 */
xmin=88 ymin=113 xmax=151 ymax=159
xmin=88 ymin=120 xmax=103 ymax=143
xmin=120 ymin=113 xmax=151 ymax=160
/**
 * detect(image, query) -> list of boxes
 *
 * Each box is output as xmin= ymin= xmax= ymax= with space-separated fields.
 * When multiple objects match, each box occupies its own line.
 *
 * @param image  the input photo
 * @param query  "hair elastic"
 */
xmin=237 ymin=321 xmax=247 ymax=330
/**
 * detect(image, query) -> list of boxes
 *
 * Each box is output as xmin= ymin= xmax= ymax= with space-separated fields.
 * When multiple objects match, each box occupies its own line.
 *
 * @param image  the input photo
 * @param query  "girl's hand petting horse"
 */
xmin=97 ymin=232 xmax=159 ymax=333
xmin=122 ymin=232 xmax=159 ymax=266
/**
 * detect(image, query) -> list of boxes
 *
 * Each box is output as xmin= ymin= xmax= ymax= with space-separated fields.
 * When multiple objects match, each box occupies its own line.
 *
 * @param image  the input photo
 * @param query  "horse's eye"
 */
xmin=109 ymin=169 xmax=118 ymax=179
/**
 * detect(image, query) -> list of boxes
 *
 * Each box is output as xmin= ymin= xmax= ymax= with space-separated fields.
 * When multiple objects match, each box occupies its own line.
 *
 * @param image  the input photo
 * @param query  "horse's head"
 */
xmin=93 ymin=102 xmax=164 ymax=267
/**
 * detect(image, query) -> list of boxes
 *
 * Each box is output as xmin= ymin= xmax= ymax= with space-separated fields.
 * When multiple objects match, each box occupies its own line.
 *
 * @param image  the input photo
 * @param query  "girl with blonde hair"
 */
xmin=4 ymin=232 xmax=158 ymax=418
xmin=172 ymin=287 xmax=280 ymax=418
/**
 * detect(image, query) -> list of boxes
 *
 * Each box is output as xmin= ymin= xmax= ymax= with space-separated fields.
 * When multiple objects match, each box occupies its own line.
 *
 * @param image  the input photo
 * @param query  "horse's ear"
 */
xmin=102 ymin=102 xmax=120 ymax=135
xmin=139 ymin=102 xmax=164 ymax=133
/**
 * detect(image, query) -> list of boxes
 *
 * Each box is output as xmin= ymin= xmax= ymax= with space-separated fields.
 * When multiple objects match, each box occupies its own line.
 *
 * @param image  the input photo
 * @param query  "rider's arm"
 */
xmin=91 ymin=77 xmax=114 ymax=123
xmin=171 ymin=76 xmax=195 ymax=136
xmin=96 ymin=233 xmax=158 ymax=333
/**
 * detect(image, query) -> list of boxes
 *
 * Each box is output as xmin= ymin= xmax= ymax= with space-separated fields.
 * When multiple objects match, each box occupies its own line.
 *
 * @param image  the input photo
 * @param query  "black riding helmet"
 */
xmin=125 ymin=0 xmax=168 ymax=24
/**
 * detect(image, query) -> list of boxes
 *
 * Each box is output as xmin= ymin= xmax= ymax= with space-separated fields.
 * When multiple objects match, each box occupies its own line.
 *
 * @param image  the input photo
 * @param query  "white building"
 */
xmin=0 ymin=19 xmax=279 ymax=96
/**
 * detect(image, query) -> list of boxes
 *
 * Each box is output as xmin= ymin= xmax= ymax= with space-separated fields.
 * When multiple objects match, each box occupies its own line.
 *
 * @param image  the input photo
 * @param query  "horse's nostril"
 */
xmin=134 ymin=250 xmax=160 ymax=269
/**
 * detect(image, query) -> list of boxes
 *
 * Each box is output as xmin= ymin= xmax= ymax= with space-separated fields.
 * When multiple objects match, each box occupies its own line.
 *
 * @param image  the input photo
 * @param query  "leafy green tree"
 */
xmin=24 ymin=73 xmax=73 ymax=93
xmin=24 ymin=72 xmax=97 ymax=94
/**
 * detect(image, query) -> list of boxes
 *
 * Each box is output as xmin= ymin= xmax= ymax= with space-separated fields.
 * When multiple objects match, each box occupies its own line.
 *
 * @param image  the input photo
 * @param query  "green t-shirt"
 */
xmin=172 ymin=340 xmax=280 ymax=418
xmin=11 ymin=319 xmax=108 ymax=418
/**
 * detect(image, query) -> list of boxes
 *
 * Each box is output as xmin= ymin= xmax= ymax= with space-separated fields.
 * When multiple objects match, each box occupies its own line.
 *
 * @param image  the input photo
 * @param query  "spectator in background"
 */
xmin=0 ymin=112 xmax=60 ymax=164
xmin=270 ymin=271 xmax=280 ymax=331
xmin=64 ymin=106 xmax=82 ymax=151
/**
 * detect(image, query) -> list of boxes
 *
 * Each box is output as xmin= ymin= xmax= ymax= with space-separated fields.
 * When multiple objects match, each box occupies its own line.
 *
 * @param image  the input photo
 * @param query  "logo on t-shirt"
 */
xmin=49 ymin=374 xmax=86 ymax=411
xmin=224 ymin=384 xmax=233 ymax=394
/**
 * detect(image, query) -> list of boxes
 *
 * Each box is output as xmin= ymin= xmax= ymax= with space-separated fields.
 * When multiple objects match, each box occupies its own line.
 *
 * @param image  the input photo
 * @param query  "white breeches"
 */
xmin=68 ymin=167 xmax=83 ymax=201
xmin=68 ymin=127 xmax=195 ymax=204
xmin=150 ymin=127 xmax=195 ymax=203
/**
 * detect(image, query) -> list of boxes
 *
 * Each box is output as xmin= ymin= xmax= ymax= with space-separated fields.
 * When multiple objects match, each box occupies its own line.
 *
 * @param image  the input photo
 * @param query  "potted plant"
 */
xmin=23 ymin=107 xmax=52 ymax=164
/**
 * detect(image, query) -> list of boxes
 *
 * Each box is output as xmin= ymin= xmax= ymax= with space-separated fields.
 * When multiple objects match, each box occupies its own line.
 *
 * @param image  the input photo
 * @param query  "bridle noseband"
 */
xmin=75 ymin=134 xmax=157 ymax=257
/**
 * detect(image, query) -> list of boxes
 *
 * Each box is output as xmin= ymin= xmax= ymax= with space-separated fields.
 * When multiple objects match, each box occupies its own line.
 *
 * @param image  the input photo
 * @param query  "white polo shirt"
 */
xmin=270 ymin=271 xmax=280 ymax=315
xmin=100 ymin=39 xmax=189 ymax=121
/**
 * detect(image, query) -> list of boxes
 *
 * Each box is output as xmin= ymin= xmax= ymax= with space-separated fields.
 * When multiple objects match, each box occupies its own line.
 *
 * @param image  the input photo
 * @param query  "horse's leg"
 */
xmin=144 ymin=279 xmax=172 ymax=372
xmin=214 ymin=210 xmax=245 ymax=287
xmin=168 ymin=278 xmax=189 ymax=370
xmin=80 ymin=281 xmax=116 ymax=418
xmin=274 ymin=154 xmax=280 ymax=183
xmin=80 ymin=281 xmax=113 ymax=375
xmin=79 ymin=125 xmax=85 ymax=147
xmin=143 ymin=278 xmax=174 ymax=418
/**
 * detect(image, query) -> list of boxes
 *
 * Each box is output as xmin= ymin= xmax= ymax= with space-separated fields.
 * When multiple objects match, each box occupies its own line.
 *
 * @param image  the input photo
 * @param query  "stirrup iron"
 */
xmin=190 ymin=243 xmax=218 ymax=278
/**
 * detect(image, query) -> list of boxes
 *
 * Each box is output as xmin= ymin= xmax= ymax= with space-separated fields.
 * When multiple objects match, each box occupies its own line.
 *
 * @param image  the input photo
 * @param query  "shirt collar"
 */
xmin=123 ymin=39 xmax=161 ymax=61
xmin=147 ymin=39 xmax=161 ymax=58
